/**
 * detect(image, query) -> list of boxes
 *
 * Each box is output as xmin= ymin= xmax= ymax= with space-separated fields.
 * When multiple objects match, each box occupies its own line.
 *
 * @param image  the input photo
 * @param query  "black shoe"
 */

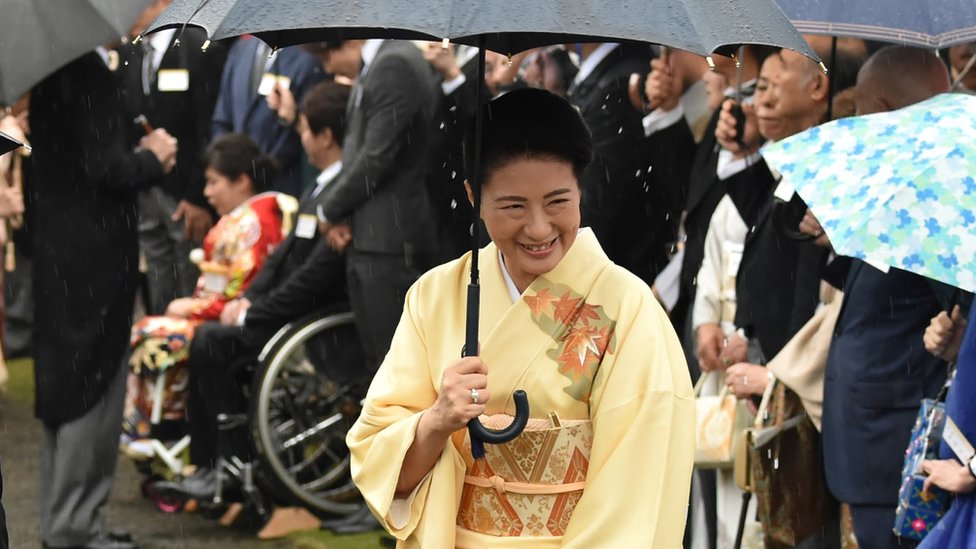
xmin=330 ymin=509 xmax=381 ymax=535
xmin=86 ymin=532 xmax=139 ymax=549
xmin=320 ymin=505 xmax=372 ymax=531
xmin=153 ymin=467 xmax=217 ymax=500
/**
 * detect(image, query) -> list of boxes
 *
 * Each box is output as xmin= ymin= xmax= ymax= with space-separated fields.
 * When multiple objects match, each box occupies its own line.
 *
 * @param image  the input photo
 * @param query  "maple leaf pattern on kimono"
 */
xmin=523 ymin=281 xmax=617 ymax=402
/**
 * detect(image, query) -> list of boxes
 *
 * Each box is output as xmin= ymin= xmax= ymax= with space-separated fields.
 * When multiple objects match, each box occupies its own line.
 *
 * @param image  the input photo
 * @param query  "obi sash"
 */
xmin=457 ymin=415 xmax=592 ymax=537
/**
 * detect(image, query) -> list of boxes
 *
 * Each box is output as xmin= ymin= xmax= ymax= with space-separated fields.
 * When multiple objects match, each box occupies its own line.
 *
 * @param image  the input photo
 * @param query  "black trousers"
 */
xmin=848 ymin=504 xmax=917 ymax=549
xmin=186 ymin=322 xmax=277 ymax=468
xmin=346 ymin=250 xmax=433 ymax=373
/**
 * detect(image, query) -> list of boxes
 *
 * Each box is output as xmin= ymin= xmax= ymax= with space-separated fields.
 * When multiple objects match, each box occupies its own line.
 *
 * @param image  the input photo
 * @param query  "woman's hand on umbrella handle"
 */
xmin=725 ymin=363 xmax=768 ymax=400
xmin=798 ymin=209 xmax=831 ymax=249
xmin=924 ymin=305 xmax=965 ymax=362
xmin=428 ymin=357 xmax=490 ymax=435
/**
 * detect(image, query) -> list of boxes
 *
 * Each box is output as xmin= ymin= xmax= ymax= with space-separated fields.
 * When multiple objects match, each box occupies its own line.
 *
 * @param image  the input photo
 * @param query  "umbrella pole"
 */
xmin=826 ymin=36 xmax=837 ymax=121
xmin=464 ymin=40 xmax=485 ymax=359
xmin=464 ymin=40 xmax=531 ymax=459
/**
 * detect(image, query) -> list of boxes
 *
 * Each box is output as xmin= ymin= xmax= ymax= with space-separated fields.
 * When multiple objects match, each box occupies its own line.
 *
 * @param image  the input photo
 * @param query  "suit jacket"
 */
xmin=318 ymin=40 xmax=439 ymax=255
xmin=119 ymin=29 xmax=227 ymax=208
xmin=244 ymin=184 xmax=347 ymax=327
xmin=822 ymin=259 xmax=971 ymax=505
xmin=425 ymin=52 xmax=480 ymax=261
xmin=212 ymin=38 xmax=328 ymax=196
xmin=30 ymin=51 xmax=165 ymax=425
xmin=724 ymin=158 xmax=827 ymax=358
xmin=569 ymin=44 xmax=660 ymax=285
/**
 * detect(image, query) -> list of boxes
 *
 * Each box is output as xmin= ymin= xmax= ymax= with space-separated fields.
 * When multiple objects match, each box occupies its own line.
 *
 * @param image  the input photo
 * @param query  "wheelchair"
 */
xmin=247 ymin=305 xmax=366 ymax=515
xmin=152 ymin=305 xmax=367 ymax=523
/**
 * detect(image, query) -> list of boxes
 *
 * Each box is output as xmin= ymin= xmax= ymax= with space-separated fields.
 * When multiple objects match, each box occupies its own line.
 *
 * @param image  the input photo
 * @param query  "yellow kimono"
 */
xmin=347 ymin=229 xmax=695 ymax=548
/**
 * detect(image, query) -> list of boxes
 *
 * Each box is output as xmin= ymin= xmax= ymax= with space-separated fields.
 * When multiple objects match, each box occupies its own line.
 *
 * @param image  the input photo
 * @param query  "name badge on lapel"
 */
xmin=258 ymin=73 xmax=292 ymax=96
xmin=295 ymin=214 xmax=318 ymax=239
xmin=157 ymin=69 xmax=190 ymax=92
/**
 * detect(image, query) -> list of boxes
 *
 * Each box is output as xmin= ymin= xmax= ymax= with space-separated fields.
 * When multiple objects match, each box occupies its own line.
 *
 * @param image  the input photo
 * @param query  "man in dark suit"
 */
xmin=712 ymin=41 xmax=866 ymax=363
xmin=119 ymin=0 xmax=227 ymax=314
xmin=423 ymin=43 xmax=480 ymax=261
xmin=317 ymin=40 xmax=440 ymax=373
xmin=212 ymin=37 xmax=328 ymax=196
xmin=814 ymin=46 xmax=966 ymax=549
xmin=30 ymin=46 xmax=177 ymax=549
xmin=161 ymin=81 xmax=350 ymax=497
xmin=566 ymin=43 xmax=660 ymax=285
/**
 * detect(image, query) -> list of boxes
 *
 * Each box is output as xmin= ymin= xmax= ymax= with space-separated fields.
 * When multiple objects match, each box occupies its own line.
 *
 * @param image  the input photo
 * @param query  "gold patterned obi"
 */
xmin=457 ymin=414 xmax=592 ymax=538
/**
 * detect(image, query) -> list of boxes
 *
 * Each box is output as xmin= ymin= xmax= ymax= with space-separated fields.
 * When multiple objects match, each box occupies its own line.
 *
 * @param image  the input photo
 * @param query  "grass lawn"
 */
xmin=4 ymin=357 xmax=388 ymax=548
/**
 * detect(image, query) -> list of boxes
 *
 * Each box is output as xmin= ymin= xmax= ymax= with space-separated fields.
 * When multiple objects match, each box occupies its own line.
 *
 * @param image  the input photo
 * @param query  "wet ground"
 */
xmin=0 ymin=359 xmax=382 ymax=549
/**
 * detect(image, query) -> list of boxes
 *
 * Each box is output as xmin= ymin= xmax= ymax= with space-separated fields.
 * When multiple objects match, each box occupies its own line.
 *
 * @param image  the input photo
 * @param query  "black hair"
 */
xmin=203 ymin=133 xmax=277 ymax=193
xmin=301 ymin=81 xmax=351 ymax=145
xmin=464 ymin=88 xmax=593 ymax=186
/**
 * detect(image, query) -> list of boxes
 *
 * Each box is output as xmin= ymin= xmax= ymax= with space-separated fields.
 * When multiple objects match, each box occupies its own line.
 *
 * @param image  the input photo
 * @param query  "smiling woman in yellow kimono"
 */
xmin=347 ymin=88 xmax=695 ymax=548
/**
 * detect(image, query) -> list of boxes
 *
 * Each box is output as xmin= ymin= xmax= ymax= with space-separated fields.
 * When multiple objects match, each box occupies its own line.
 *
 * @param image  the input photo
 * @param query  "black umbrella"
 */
xmin=0 ymin=0 xmax=153 ymax=106
xmin=0 ymin=131 xmax=27 ymax=156
xmin=148 ymin=0 xmax=819 ymax=459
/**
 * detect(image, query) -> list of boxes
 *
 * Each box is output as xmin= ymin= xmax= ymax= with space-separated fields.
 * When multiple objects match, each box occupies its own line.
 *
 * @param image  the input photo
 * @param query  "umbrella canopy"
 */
xmin=777 ymin=0 xmax=976 ymax=48
xmin=0 ymin=131 xmax=26 ymax=156
xmin=763 ymin=93 xmax=976 ymax=292
xmin=147 ymin=0 xmax=820 ymax=61
xmin=0 ymin=0 xmax=153 ymax=106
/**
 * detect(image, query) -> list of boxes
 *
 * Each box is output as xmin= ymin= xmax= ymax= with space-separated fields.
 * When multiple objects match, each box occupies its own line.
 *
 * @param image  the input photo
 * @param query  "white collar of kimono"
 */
xmin=497 ymin=228 xmax=590 ymax=303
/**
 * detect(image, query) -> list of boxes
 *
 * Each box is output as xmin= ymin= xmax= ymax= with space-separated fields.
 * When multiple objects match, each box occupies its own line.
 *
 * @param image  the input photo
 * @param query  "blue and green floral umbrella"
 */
xmin=763 ymin=93 xmax=976 ymax=292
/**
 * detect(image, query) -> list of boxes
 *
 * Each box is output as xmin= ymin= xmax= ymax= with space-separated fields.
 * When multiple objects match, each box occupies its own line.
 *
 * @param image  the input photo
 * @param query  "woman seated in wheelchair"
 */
xmin=347 ymin=88 xmax=696 ymax=548
xmin=124 ymin=133 xmax=296 ymax=449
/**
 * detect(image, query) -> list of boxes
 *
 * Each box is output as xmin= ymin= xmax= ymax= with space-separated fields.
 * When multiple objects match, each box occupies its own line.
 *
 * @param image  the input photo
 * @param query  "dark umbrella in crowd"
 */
xmin=148 ymin=0 xmax=819 ymax=458
xmin=777 ymin=0 xmax=976 ymax=48
xmin=0 ymin=131 xmax=26 ymax=156
xmin=0 ymin=0 xmax=153 ymax=106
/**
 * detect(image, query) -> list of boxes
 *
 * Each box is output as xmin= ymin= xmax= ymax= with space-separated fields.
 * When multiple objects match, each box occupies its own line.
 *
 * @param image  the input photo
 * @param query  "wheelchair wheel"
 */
xmin=251 ymin=309 xmax=365 ymax=515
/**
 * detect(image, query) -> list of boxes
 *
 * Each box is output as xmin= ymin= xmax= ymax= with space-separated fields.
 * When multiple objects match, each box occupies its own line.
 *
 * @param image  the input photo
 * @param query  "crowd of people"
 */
xmin=1 ymin=0 xmax=976 ymax=547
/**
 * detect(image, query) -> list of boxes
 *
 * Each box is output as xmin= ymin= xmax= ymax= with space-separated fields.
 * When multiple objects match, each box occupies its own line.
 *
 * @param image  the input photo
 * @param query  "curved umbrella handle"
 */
xmin=467 ymin=390 xmax=530 ymax=459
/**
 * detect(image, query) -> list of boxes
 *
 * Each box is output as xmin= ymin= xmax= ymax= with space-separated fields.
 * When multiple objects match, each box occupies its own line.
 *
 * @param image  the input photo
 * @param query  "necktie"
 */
xmin=142 ymin=40 xmax=156 ymax=96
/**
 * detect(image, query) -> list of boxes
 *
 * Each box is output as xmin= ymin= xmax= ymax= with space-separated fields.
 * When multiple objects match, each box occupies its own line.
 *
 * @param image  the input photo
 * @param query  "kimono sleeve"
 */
xmin=191 ymin=206 xmax=282 ymax=321
xmin=346 ymin=280 xmax=466 ymax=543
xmin=562 ymin=286 xmax=695 ymax=548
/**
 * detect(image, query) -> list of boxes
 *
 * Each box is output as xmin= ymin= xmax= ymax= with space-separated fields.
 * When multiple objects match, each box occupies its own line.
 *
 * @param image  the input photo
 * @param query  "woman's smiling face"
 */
xmin=474 ymin=156 xmax=581 ymax=292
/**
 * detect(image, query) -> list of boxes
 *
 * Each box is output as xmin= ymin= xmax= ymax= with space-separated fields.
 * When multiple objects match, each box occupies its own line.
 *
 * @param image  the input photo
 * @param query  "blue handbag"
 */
xmin=893 ymin=398 xmax=950 ymax=540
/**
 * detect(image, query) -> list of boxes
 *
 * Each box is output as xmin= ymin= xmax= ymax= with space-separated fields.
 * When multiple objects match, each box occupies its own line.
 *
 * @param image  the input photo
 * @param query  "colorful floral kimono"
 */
xmin=348 ymin=229 xmax=695 ymax=548
xmin=123 ymin=192 xmax=296 ymax=439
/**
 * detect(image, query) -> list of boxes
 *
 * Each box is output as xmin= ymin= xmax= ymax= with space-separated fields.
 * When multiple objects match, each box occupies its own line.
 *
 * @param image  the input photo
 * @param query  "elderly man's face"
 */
xmin=755 ymin=50 xmax=825 ymax=141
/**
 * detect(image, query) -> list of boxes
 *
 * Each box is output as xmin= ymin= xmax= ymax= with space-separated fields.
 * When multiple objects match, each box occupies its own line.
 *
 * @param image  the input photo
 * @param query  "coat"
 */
xmin=568 ymin=44 xmax=664 ymax=285
xmin=30 ymin=51 xmax=165 ymax=425
xmin=318 ymin=40 xmax=440 ymax=256
xmin=118 ymin=28 xmax=227 ymax=209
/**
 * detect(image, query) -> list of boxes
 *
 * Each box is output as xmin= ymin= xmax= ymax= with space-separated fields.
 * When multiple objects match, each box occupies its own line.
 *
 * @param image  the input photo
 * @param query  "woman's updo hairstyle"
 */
xmin=464 ymin=88 xmax=593 ymax=187
xmin=203 ymin=133 xmax=278 ymax=193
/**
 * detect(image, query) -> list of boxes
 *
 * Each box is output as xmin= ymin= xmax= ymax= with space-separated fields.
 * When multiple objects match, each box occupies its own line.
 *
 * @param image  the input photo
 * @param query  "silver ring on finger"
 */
xmin=470 ymin=388 xmax=480 ymax=404
xmin=741 ymin=376 xmax=748 ymax=386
